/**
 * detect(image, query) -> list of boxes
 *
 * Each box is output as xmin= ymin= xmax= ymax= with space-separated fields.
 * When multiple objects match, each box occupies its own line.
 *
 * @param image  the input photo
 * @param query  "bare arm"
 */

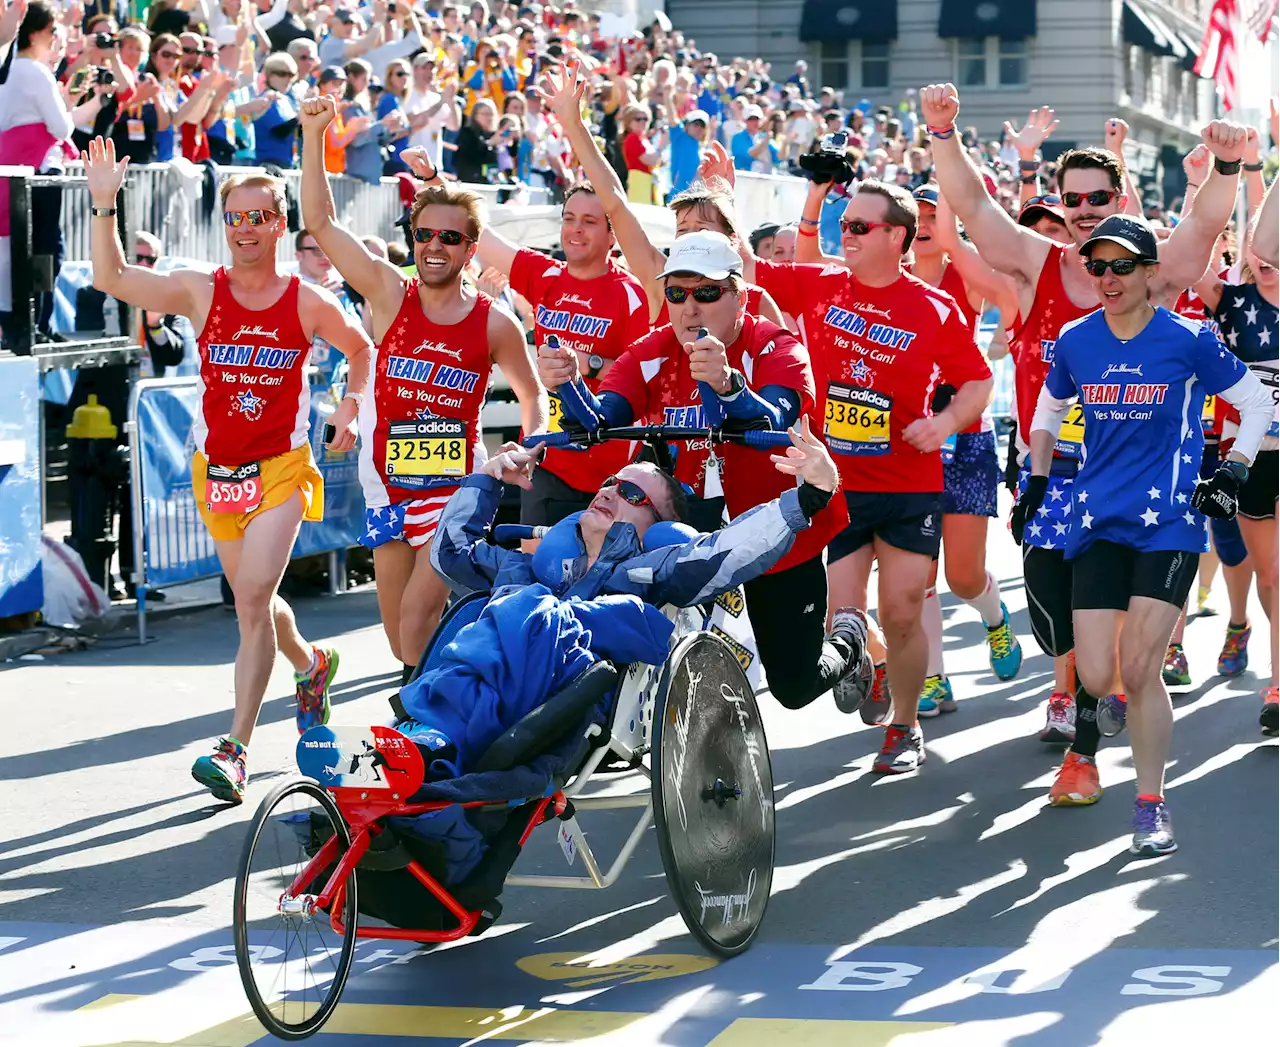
xmin=405 ymin=146 xmax=520 ymax=275
xmin=756 ymin=290 xmax=786 ymax=328
xmin=935 ymin=193 xmax=1016 ymax=314
xmin=173 ymin=71 xmax=222 ymax=126
xmin=1157 ymin=121 xmax=1248 ymax=293
xmin=1103 ymin=119 xmax=1142 ymax=217
xmin=300 ymin=282 xmax=372 ymax=454
xmin=1253 ymin=176 xmax=1279 ymax=270
xmin=299 ymin=96 xmax=405 ymax=315
xmin=793 ymin=181 xmax=843 ymax=266
xmin=489 ymin=304 xmax=549 ymax=436
xmin=920 ymin=84 xmax=1050 ymax=285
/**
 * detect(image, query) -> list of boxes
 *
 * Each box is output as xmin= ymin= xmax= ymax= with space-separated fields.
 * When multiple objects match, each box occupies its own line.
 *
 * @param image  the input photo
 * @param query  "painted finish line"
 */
xmin=2 ymin=921 xmax=1276 ymax=1044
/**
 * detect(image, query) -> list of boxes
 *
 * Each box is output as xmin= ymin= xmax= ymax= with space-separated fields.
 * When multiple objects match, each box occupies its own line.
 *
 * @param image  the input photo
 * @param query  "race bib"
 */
xmin=824 ymin=382 xmax=891 ymax=456
xmin=1054 ymin=402 xmax=1086 ymax=459
xmin=1202 ymin=395 xmax=1217 ymax=434
xmin=205 ymin=461 xmax=263 ymax=515
xmin=547 ymin=393 xmax=565 ymax=434
xmin=127 ymin=118 xmax=146 ymax=142
xmin=386 ymin=418 xmax=466 ymax=482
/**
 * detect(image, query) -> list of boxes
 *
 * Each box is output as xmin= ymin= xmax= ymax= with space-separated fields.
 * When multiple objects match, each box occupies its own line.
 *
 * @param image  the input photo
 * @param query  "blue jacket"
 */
xmin=431 ymin=474 xmax=811 ymax=605
xmin=399 ymin=583 xmax=672 ymax=774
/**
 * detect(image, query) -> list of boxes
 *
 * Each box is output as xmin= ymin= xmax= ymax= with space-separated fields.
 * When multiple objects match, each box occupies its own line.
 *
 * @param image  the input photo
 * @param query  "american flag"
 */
xmin=1196 ymin=0 xmax=1277 ymax=111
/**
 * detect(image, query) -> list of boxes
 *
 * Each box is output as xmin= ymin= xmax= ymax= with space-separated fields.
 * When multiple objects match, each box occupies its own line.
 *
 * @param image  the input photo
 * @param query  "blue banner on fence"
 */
xmin=134 ymin=379 xmax=363 ymax=589
xmin=0 ymin=356 xmax=43 ymax=617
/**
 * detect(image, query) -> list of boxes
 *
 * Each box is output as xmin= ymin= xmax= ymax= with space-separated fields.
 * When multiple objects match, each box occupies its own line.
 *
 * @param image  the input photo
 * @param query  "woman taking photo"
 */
xmin=376 ymin=58 xmax=414 ymax=175
xmin=617 ymin=101 xmax=661 ymax=204
xmin=252 ymin=51 xmax=299 ymax=168
xmin=453 ymin=96 xmax=500 ymax=183
xmin=341 ymin=58 xmax=402 ymax=185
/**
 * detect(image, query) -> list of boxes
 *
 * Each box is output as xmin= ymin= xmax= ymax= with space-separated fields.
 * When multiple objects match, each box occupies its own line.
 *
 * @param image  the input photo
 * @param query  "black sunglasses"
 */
xmin=135 ymin=253 xmax=156 ymax=266
xmin=664 ymin=285 xmax=733 ymax=304
xmin=413 ymin=227 xmax=474 ymax=245
xmin=1085 ymin=258 xmax=1151 ymax=277
xmin=1062 ymin=189 xmax=1120 ymax=208
xmin=601 ymin=475 xmax=660 ymax=518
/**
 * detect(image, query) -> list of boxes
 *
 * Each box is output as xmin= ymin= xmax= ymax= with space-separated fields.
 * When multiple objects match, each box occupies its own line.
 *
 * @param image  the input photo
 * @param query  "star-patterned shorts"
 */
xmin=360 ymin=490 xmax=458 ymax=550
xmin=1015 ymin=461 xmax=1077 ymax=552
xmin=943 ymin=430 xmax=999 ymax=518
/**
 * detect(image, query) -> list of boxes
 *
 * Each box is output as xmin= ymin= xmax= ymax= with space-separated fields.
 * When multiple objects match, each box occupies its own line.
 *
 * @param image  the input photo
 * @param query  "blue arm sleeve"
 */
xmin=558 ymin=382 xmax=635 ymax=429
xmin=430 ymin=475 xmax=521 ymax=593
xmin=719 ymin=383 xmax=800 ymax=428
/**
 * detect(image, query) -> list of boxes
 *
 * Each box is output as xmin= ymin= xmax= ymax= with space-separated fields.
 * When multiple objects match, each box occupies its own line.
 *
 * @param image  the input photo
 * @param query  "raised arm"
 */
xmin=1002 ymin=106 xmax=1058 ymax=208
xmin=536 ymin=62 xmax=666 ymax=288
xmin=1253 ymin=176 xmax=1279 ymax=270
xmin=920 ymin=83 xmax=1050 ymax=286
xmin=794 ymin=180 xmax=844 ymax=267
xmin=489 ymin=303 xmax=549 ymax=437
xmin=299 ymin=95 xmax=405 ymax=314
xmin=84 ymin=137 xmax=200 ymax=318
xmin=935 ymin=193 xmax=1017 ymax=314
xmin=1157 ymin=121 xmax=1247 ymax=292
xmin=1103 ymin=119 xmax=1142 ymax=217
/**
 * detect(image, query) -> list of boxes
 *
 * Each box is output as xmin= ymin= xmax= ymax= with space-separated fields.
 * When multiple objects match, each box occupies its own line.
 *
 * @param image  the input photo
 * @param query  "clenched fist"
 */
xmin=300 ymin=94 xmax=338 ymax=134
xmin=919 ymin=83 xmax=960 ymax=129
xmin=1201 ymin=120 xmax=1247 ymax=163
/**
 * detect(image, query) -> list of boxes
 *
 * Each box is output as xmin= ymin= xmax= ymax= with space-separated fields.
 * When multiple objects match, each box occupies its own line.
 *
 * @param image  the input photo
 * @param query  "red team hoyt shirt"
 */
xmin=358 ymin=282 xmax=493 ymax=508
xmin=600 ymin=313 xmax=848 ymax=573
xmin=509 ymin=248 xmax=650 ymax=491
xmin=755 ymin=260 xmax=991 ymax=492
xmin=195 ymin=269 xmax=312 ymax=467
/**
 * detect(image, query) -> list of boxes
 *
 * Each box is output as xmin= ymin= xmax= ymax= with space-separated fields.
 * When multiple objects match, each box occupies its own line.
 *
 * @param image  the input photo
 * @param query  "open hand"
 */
xmin=697 ymin=141 xmax=734 ymax=191
xmin=81 ymin=136 xmax=130 ymax=208
xmin=1003 ymin=107 xmax=1058 ymax=160
xmin=536 ymin=61 xmax=587 ymax=124
xmin=480 ymin=441 xmax=539 ymax=489
xmin=769 ymin=416 xmax=838 ymax=493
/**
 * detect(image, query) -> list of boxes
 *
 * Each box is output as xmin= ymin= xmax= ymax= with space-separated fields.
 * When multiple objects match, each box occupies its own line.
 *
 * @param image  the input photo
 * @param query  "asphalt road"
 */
xmin=1 ymin=518 xmax=1275 ymax=1047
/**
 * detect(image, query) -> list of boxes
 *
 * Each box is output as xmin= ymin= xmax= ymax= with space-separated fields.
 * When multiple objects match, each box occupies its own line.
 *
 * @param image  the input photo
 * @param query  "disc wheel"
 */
xmin=651 ymin=632 xmax=775 ymax=956
xmin=233 ymin=778 xmax=359 ymax=1040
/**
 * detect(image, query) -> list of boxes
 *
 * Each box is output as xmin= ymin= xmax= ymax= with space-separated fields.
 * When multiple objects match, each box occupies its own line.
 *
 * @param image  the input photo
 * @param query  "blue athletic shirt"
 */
xmin=1044 ymin=307 xmax=1248 ymax=559
xmin=1212 ymin=282 xmax=1279 ymax=443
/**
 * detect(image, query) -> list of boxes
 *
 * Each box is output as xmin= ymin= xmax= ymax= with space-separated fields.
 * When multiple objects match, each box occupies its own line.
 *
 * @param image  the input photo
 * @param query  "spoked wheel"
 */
xmin=233 ymin=778 xmax=359 ymax=1040
xmin=651 ymin=632 xmax=775 ymax=956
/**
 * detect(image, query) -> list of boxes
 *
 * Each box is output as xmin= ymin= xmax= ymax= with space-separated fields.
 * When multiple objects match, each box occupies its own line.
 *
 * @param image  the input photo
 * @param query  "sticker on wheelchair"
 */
xmin=940 ymin=432 xmax=958 ymax=465
xmin=297 ymin=726 xmax=425 ymax=796
xmin=705 ymin=588 xmax=765 ymax=694
xmin=650 ymin=632 xmax=775 ymax=956
xmin=557 ymin=822 xmax=577 ymax=866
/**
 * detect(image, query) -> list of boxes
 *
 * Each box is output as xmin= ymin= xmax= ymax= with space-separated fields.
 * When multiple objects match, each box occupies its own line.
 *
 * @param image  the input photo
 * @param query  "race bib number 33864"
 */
xmin=825 ymin=382 xmax=892 ymax=456
xmin=386 ymin=418 xmax=466 ymax=484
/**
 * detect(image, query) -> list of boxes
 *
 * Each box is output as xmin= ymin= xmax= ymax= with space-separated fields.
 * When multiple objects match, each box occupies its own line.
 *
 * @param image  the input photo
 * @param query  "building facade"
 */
xmin=664 ymin=0 xmax=1228 ymax=200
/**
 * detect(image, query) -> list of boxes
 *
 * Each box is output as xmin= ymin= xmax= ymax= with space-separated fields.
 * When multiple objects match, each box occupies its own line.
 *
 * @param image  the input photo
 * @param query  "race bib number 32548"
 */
xmin=386 ymin=418 xmax=466 ymax=485
xmin=825 ymin=382 xmax=892 ymax=456
xmin=206 ymin=461 xmax=263 ymax=514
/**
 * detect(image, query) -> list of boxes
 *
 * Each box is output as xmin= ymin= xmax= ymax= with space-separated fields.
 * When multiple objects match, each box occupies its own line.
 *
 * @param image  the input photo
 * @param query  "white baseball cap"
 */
xmin=684 ymin=109 xmax=710 ymax=125
xmin=657 ymin=231 xmax=744 ymax=281
xmin=743 ymin=104 xmax=764 ymax=121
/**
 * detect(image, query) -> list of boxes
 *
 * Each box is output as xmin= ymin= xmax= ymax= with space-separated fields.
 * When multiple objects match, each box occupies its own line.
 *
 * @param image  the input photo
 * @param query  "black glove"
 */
xmin=1191 ymin=463 xmax=1244 ymax=519
xmin=1011 ymin=474 xmax=1049 ymax=546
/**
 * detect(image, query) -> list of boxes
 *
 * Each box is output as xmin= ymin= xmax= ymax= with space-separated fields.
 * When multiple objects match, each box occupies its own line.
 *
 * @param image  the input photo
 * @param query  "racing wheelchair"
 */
xmin=232 ymin=422 xmax=790 ymax=1040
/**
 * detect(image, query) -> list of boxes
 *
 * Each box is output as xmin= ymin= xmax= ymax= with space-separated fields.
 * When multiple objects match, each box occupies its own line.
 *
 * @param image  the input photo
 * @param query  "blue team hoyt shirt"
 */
xmin=1044 ymin=308 xmax=1247 ymax=559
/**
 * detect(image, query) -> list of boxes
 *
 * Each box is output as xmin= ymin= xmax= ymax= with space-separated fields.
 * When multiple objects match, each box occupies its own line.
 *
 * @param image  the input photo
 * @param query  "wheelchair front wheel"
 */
xmin=651 ymin=632 xmax=775 ymax=957
xmin=233 ymin=778 xmax=359 ymax=1040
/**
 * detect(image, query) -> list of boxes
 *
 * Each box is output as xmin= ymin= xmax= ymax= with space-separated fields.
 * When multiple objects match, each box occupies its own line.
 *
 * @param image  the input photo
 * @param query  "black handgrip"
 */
xmin=323 ymin=424 xmax=335 ymax=444
xmin=492 ymin=524 xmax=547 ymax=545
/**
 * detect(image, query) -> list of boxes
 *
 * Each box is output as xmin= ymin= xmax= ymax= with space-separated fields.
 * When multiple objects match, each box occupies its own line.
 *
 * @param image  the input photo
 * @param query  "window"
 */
xmin=1141 ymin=52 xmax=1155 ymax=105
xmin=955 ymin=37 xmax=1028 ymax=89
xmin=813 ymin=40 xmax=892 ymax=93
xmin=998 ymin=39 xmax=1027 ymax=87
xmin=862 ymin=41 xmax=891 ymax=89
xmin=1123 ymin=45 xmax=1138 ymax=101
xmin=819 ymin=39 xmax=850 ymax=92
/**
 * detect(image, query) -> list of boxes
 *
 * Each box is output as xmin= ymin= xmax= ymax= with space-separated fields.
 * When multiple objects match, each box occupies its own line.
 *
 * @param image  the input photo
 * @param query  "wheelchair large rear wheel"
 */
xmin=650 ymin=632 xmax=775 ymax=956
xmin=233 ymin=779 xmax=359 ymax=1040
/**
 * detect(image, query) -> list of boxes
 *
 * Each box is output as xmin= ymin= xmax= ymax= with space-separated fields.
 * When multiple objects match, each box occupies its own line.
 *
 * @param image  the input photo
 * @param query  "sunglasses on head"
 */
xmin=1084 ymin=258 xmax=1150 ymax=277
xmin=412 ymin=227 xmax=474 ymax=245
xmin=663 ymin=284 xmax=734 ymax=304
xmin=135 ymin=253 xmax=156 ymax=266
xmin=1062 ymin=189 xmax=1120 ymax=208
xmin=223 ymin=209 xmax=279 ymax=227
xmin=601 ymin=475 xmax=660 ymax=518
xmin=1026 ymin=194 xmax=1061 ymax=207
xmin=840 ymin=218 xmax=897 ymax=236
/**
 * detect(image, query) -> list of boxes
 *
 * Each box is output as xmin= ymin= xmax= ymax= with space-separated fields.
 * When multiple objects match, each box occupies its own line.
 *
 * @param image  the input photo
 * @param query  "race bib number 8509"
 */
xmin=206 ymin=461 xmax=263 ymax=514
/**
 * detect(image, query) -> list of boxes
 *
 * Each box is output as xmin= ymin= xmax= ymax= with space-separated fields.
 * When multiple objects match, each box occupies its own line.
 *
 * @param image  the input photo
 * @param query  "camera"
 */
xmin=95 ymin=67 xmax=116 ymax=86
xmin=389 ymin=1 xmax=398 ymax=12
xmin=798 ymin=131 xmax=856 ymax=187
xmin=94 ymin=32 xmax=115 ymax=49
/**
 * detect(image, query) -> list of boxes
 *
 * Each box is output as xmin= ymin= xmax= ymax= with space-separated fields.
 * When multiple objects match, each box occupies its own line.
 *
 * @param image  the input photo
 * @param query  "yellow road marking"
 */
xmin=707 ymin=1018 xmax=954 ymax=1046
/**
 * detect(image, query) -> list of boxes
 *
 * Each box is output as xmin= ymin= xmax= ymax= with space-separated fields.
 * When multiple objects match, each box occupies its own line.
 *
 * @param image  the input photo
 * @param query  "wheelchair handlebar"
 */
xmin=526 ymin=426 xmax=795 ymax=452
xmin=492 ymin=524 xmax=546 ymax=546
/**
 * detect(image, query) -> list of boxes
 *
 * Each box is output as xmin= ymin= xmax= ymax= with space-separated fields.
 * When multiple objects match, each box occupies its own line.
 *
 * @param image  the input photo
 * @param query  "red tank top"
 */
xmin=1009 ymin=245 xmax=1094 ymax=447
xmin=361 ymin=282 xmax=493 ymax=504
xmin=195 ymin=269 xmax=310 ymax=467
xmin=912 ymin=259 xmax=984 ymax=434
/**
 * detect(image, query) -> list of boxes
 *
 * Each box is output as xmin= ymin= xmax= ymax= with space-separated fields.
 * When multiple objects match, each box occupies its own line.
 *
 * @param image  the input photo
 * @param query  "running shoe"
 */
xmin=296 ymin=646 xmax=339 ymax=734
xmin=1129 ymin=798 xmax=1177 ymax=856
xmin=191 ymin=737 xmax=247 ymax=804
xmin=829 ymin=609 xmax=874 ymax=714
xmin=917 ymin=675 xmax=955 ymax=718
xmin=1161 ymin=643 xmax=1190 ymax=687
xmin=1097 ymin=693 xmax=1128 ymax=738
xmin=1039 ymin=692 xmax=1076 ymax=744
xmin=1196 ymin=584 xmax=1216 ymax=616
xmin=873 ymin=723 xmax=925 ymax=774
xmin=1217 ymin=623 xmax=1251 ymax=677
xmin=985 ymin=602 xmax=1023 ymax=681
xmin=860 ymin=663 xmax=891 ymax=726
xmin=1261 ymin=686 xmax=1279 ymax=737
xmin=1049 ymin=751 xmax=1102 ymax=806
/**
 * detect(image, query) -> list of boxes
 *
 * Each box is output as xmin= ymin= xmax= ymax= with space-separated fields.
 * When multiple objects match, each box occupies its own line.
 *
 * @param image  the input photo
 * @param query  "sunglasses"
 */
xmin=601 ymin=475 xmax=660 ymax=518
xmin=135 ymin=253 xmax=156 ymax=266
xmin=391 ymin=70 xmax=408 ymax=77
xmin=412 ymin=227 xmax=474 ymax=245
xmin=181 ymin=46 xmax=201 ymax=54
xmin=840 ymin=218 xmax=897 ymax=236
xmin=663 ymin=284 xmax=734 ymax=304
xmin=157 ymin=50 xmax=178 ymax=59
xmin=223 ymin=209 xmax=279 ymax=227
xmin=1062 ymin=189 xmax=1120 ymax=208
xmin=1084 ymin=258 xmax=1151 ymax=277
xmin=1026 ymin=194 xmax=1062 ymax=207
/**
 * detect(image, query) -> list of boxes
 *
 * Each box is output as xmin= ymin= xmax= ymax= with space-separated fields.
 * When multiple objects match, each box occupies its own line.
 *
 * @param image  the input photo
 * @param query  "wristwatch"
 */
xmin=90 ymin=206 xmax=117 ymax=218
xmin=343 ymin=391 xmax=365 ymax=407
xmin=1223 ymin=459 xmax=1249 ymax=483
xmin=722 ymin=369 xmax=746 ymax=397
xmin=1213 ymin=157 xmax=1243 ymax=175
xmin=585 ymin=353 xmax=605 ymax=379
